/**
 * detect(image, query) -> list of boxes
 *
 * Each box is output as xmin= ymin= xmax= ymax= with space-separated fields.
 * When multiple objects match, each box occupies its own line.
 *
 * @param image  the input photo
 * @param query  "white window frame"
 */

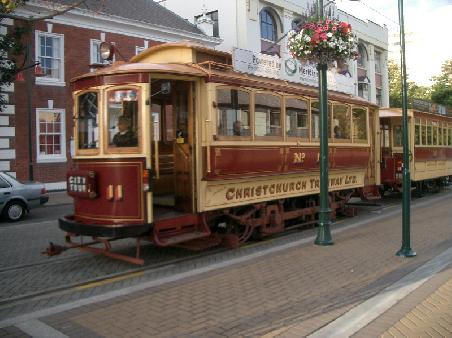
xmin=135 ymin=46 xmax=146 ymax=55
xmin=36 ymin=108 xmax=67 ymax=163
xmin=35 ymin=31 xmax=65 ymax=86
xmin=90 ymin=39 xmax=114 ymax=65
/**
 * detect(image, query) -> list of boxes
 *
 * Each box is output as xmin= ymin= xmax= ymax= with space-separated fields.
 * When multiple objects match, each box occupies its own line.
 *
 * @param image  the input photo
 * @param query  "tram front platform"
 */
xmin=0 ymin=191 xmax=451 ymax=337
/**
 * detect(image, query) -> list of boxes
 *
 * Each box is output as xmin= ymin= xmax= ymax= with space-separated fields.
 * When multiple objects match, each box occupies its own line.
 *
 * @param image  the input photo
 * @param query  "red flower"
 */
xmin=320 ymin=33 xmax=327 ymax=41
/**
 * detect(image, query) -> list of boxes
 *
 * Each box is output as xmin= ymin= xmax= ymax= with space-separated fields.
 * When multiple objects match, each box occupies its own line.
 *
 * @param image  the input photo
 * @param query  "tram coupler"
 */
xmin=41 ymin=242 xmax=68 ymax=256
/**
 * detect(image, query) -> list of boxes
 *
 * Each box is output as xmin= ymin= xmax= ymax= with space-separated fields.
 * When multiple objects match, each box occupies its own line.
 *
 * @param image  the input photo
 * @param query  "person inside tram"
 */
xmin=233 ymin=120 xmax=243 ymax=136
xmin=113 ymin=115 xmax=138 ymax=147
xmin=334 ymin=125 xmax=343 ymax=139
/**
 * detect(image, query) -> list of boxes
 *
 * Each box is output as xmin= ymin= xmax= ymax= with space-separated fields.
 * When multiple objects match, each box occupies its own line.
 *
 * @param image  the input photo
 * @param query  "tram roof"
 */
xmin=70 ymin=42 xmax=378 ymax=107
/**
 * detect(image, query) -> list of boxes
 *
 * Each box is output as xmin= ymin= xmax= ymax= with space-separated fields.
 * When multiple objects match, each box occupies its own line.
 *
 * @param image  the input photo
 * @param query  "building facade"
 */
xmin=0 ymin=0 xmax=220 ymax=188
xmin=160 ymin=0 xmax=389 ymax=107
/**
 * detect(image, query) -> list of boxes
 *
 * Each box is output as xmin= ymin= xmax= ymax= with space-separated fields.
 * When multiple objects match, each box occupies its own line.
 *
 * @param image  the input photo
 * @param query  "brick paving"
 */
xmin=383 ymin=276 xmax=452 ymax=337
xmin=0 ymin=193 xmax=450 ymax=337
xmin=29 ymin=194 xmax=451 ymax=337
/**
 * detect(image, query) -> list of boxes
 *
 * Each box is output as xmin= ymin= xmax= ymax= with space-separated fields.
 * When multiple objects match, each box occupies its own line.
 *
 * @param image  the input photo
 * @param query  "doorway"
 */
xmin=150 ymin=80 xmax=194 ymax=215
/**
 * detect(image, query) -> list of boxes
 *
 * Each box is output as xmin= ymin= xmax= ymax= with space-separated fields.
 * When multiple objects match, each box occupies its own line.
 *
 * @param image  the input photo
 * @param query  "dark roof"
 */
xmin=56 ymin=0 xmax=205 ymax=35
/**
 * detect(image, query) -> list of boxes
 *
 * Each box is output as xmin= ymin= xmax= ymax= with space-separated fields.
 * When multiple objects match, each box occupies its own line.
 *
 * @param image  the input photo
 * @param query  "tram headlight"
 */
xmin=99 ymin=42 xmax=115 ymax=61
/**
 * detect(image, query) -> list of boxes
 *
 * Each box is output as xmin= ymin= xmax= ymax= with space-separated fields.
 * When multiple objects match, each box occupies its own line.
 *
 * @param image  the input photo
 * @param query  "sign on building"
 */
xmin=232 ymin=48 xmax=355 ymax=95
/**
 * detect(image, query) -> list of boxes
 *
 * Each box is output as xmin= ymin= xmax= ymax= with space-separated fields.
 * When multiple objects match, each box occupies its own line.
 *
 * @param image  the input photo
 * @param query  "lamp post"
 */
xmin=314 ymin=0 xmax=361 ymax=245
xmin=396 ymin=0 xmax=416 ymax=257
xmin=314 ymin=0 xmax=333 ymax=245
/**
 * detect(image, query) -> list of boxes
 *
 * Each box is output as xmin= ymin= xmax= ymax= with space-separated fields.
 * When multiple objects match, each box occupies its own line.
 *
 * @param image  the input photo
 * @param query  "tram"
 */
xmin=46 ymin=42 xmax=381 ymax=264
xmin=380 ymin=108 xmax=452 ymax=194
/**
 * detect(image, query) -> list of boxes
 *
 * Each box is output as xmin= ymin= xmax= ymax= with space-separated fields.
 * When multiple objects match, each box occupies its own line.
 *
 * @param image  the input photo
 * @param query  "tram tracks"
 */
xmin=1 ymin=190 xmax=449 ymax=315
xmin=0 ymin=244 xmax=227 ymax=311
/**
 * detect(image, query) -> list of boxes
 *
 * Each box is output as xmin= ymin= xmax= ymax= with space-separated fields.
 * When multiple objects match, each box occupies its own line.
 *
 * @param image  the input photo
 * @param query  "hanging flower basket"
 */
xmin=287 ymin=19 xmax=358 ymax=66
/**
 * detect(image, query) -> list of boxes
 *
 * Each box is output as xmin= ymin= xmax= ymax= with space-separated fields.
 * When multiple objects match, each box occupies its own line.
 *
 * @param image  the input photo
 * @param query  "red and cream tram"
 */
xmin=48 ymin=43 xmax=382 ymax=264
xmin=380 ymin=108 xmax=452 ymax=194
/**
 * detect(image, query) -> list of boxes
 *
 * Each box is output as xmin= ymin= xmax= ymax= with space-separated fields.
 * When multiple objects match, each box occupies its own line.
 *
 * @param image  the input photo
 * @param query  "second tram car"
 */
xmin=380 ymin=108 xmax=452 ymax=194
xmin=49 ymin=43 xmax=382 ymax=264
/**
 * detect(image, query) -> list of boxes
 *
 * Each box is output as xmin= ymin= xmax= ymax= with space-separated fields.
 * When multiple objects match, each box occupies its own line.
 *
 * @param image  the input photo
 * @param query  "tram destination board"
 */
xmin=67 ymin=170 xmax=97 ymax=199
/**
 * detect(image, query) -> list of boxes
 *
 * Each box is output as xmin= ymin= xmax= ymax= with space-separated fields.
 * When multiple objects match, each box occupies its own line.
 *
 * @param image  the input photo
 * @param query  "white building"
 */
xmin=158 ymin=0 xmax=389 ymax=107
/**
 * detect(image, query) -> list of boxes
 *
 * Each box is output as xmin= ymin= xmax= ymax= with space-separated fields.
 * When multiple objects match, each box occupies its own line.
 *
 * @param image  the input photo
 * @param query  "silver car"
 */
xmin=0 ymin=172 xmax=49 ymax=221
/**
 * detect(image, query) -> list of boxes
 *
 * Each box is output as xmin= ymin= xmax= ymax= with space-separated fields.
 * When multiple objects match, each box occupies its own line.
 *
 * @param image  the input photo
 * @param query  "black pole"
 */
xmin=396 ymin=0 xmax=415 ymax=257
xmin=25 ymin=22 xmax=34 ymax=181
xmin=314 ymin=0 xmax=333 ymax=246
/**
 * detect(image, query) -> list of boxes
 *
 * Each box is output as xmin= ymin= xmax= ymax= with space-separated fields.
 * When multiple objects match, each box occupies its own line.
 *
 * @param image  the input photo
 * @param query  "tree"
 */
xmin=431 ymin=59 xmax=452 ymax=107
xmin=0 ymin=0 xmax=93 ymax=112
xmin=388 ymin=60 xmax=431 ymax=108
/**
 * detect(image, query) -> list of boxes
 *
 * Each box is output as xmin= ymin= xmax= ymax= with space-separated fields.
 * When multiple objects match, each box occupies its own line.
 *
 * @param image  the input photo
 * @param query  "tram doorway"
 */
xmin=150 ymin=80 xmax=194 ymax=214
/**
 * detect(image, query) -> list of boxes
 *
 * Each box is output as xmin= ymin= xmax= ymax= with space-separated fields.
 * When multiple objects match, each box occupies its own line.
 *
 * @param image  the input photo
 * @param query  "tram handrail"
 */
xmin=154 ymin=139 xmax=160 ymax=179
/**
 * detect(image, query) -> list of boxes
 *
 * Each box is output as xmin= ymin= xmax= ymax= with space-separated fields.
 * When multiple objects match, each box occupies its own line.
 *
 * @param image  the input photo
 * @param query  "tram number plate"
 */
xmin=67 ymin=171 xmax=97 ymax=199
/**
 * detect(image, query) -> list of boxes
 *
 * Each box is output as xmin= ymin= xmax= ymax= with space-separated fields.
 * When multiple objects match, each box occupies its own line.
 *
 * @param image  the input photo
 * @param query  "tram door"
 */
xmin=150 ymin=80 xmax=194 ymax=214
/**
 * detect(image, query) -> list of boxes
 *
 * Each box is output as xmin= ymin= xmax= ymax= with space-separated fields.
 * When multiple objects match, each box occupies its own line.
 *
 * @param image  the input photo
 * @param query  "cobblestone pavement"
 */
xmin=0 ymin=191 xmax=451 ymax=337
xmin=0 ymin=191 xmax=445 ymax=337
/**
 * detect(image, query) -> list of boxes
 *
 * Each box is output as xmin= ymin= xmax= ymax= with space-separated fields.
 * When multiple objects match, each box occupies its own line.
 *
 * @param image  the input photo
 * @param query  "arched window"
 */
xmin=357 ymin=44 xmax=368 ymax=68
xmin=260 ymin=9 xmax=277 ymax=41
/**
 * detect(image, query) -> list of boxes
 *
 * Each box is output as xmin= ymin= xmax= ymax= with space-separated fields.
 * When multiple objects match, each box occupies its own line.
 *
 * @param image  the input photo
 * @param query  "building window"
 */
xmin=357 ymin=44 xmax=368 ymax=68
xmin=90 ymin=39 xmax=114 ymax=65
xmin=35 ymin=31 xmax=64 ymax=85
xmin=374 ymin=50 xmax=382 ymax=74
xmin=376 ymin=88 xmax=382 ymax=106
xmin=135 ymin=46 xmax=146 ymax=55
xmin=195 ymin=10 xmax=219 ymax=37
xmin=260 ymin=9 xmax=277 ymax=41
xmin=36 ymin=109 xmax=66 ymax=162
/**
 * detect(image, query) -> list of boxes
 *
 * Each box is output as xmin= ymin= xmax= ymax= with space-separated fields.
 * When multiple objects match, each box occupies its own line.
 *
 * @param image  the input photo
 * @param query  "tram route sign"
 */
xmin=232 ymin=48 xmax=355 ymax=95
xmin=67 ymin=170 xmax=97 ymax=199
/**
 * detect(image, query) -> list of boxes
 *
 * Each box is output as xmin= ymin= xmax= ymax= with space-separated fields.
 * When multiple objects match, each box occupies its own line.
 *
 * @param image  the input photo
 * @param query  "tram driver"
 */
xmin=113 ymin=116 xmax=138 ymax=147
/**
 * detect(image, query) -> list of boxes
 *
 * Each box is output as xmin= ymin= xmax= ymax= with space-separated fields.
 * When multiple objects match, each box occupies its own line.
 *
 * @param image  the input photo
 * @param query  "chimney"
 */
xmin=196 ymin=5 xmax=214 ymax=36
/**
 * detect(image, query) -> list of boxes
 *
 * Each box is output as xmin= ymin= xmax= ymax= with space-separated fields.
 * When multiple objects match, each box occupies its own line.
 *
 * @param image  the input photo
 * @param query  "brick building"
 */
xmin=0 ymin=0 xmax=220 ymax=190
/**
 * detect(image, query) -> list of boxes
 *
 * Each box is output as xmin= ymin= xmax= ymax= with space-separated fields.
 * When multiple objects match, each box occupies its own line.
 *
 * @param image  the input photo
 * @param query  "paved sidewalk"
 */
xmin=0 ymin=193 xmax=451 ymax=337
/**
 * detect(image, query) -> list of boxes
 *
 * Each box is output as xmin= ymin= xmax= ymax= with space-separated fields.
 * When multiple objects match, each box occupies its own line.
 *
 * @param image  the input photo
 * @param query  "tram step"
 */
xmin=156 ymin=231 xmax=211 ymax=246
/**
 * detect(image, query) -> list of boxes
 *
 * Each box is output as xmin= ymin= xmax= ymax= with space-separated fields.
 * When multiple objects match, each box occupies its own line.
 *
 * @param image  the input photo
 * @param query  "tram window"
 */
xmin=254 ymin=93 xmax=281 ymax=138
xmin=311 ymin=102 xmax=332 ymax=140
xmin=107 ymin=89 xmax=139 ymax=148
xmin=448 ymin=125 xmax=452 ymax=145
xmin=421 ymin=119 xmax=427 ymax=145
xmin=438 ymin=124 xmax=443 ymax=145
xmin=77 ymin=92 xmax=99 ymax=150
xmin=216 ymin=88 xmax=250 ymax=137
xmin=432 ymin=121 xmax=438 ymax=145
xmin=381 ymin=124 xmax=390 ymax=148
xmin=414 ymin=124 xmax=421 ymax=145
xmin=352 ymin=107 xmax=367 ymax=143
xmin=393 ymin=126 xmax=402 ymax=147
xmin=427 ymin=121 xmax=432 ymax=145
xmin=286 ymin=98 xmax=308 ymax=138
xmin=333 ymin=104 xmax=351 ymax=141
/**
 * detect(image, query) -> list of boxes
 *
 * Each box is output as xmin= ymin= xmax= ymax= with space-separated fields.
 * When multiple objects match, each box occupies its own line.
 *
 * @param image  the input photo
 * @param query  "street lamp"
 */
xmin=396 ymin=0 xmax=416 ymax=257
xmin=314 ymin=0 xmax=360 ymax=246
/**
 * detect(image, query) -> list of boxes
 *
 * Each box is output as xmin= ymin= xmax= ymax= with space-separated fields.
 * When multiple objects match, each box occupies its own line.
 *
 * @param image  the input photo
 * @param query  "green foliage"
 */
xmin=431 ymin=59 xmax=452 ymax=107
xmin=388 ymin=60 xmax=431 ymax=108
xmin=0 ymin=1 xmax=28 ymax=111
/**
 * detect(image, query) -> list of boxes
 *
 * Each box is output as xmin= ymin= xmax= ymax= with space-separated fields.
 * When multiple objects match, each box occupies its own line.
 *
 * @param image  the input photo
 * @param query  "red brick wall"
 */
xmin=13 ymin=21 xmax=160 ymax=183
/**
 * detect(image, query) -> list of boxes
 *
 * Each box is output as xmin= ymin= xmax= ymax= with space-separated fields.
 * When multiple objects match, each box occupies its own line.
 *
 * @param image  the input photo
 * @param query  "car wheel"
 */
xmin=4 ymin=201 xmax=26 ymax=221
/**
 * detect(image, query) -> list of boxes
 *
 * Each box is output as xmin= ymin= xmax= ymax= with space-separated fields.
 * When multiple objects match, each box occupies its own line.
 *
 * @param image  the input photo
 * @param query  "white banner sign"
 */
xmin=232 ymin=48 xmax=355 ymax=95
